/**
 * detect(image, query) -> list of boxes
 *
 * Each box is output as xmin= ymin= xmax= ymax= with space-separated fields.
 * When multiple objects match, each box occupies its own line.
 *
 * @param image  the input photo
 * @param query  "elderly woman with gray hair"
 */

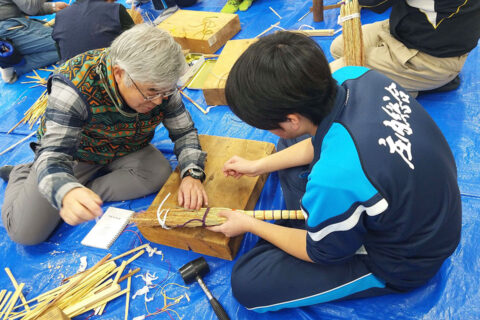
xmin=0 ymin=24 xmax=208 ymax=245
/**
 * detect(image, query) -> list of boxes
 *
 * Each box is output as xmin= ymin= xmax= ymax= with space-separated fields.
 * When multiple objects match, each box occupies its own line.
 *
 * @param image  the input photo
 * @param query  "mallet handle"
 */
xmin=209 ymin=297 xmax=230 ymax=320
xmin=197 ymin=277 xmax=230 ymax=320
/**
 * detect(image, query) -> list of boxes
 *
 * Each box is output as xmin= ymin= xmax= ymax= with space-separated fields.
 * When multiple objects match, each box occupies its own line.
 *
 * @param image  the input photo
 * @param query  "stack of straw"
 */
xmin=8 ymin=68 xmax=55 ymax=134
xmin=340 ymin=0 xmax=365 ymax=66
xmin=8 ymin=90 xmax=47 ymax=133
xmin=132 ymin=207 xmax=305 ymax=228
xmin=1 ymin=245 xmax=147 ymax=319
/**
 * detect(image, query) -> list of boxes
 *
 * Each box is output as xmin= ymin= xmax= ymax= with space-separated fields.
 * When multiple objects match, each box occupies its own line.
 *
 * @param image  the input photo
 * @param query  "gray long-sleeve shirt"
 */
xmin=35 ymin=79 xmax=207 ymax=209
xmin=0 ymin=0 xmax=55 ymax=21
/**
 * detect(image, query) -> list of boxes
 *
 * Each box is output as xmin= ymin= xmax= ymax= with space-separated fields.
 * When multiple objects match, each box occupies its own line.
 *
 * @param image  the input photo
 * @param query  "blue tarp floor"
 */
xmin=1 ymin=0 xmax=479 ymax=319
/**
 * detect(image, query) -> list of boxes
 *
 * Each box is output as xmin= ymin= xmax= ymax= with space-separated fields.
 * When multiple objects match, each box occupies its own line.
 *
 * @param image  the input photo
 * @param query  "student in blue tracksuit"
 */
xmin=207 ymin=32 xmax=462 ymax=313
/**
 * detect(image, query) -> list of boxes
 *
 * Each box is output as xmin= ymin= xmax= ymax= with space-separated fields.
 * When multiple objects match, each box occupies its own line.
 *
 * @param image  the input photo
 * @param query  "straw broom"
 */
xmin=340 ymin=0 xmax=364 ymax=66
xmin=131 ymin=207 xmax=305 ymax=228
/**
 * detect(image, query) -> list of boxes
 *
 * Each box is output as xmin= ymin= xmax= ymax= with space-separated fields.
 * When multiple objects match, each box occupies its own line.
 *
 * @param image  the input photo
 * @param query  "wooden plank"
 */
xmin=137 ymin=135 xmax=275 ymax=260
xmin=202 ymin=39 xmax=257 ymax=106
xmin=157 ymin=10 xmax=241 ymax=54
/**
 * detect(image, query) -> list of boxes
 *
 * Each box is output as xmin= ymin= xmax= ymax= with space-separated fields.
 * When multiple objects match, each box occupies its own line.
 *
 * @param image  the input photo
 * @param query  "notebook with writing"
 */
xmin=81 ymin=207 xmax=134 ymax=249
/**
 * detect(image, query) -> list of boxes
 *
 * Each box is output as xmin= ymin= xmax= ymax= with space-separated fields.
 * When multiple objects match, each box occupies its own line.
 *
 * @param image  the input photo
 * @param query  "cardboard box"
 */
xmin=136 ymin=135 xmax=275 ymax=260
xmin=202 ymin=39 xmax=257 ymax=106
xmin=157 ymin=10 xmax=241 ymax=54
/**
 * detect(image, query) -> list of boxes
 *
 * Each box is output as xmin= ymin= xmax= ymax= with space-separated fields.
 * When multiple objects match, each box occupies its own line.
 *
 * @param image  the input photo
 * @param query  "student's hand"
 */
xmin=54 ymin=2 xmax=69 ymax=12
xmin=207 ymin=210 xmax=255 ymax=237
xmin=223 ymin=156 xmax=263 ymax=179
xmin=60 ymin=187 xmax=103 ymax=225
xmin=178 ymin=176 xmax=208 ymax=210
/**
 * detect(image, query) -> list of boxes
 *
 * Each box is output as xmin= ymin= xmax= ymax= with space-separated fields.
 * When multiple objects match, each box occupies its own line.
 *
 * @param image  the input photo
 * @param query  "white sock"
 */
xmin=0 ymin=67 xmax=17 ymax=83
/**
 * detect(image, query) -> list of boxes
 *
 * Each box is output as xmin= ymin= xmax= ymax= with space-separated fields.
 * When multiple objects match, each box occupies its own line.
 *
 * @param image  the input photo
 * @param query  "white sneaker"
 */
xmin=0 ymin=67 xmax=17 ymax=83
xmin=153 ymin=5 xmax=179 ymax=24
xmin=126 ymin=0 xmax=150 ymax=4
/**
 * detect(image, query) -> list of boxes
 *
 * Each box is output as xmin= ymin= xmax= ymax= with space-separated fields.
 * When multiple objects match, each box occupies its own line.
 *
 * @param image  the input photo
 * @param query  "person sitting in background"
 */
xmin=0 ymin=0 xmax=68 ymax=83
xmin=208 ymin=32 xmax=461 ymax=312
xmin=329 ymin=0 xmax=480 ymax=96
xmin=52 ymin=0 xmax=134 ymax=63
xmin=1 ymin=24 xmax=208 ymax=245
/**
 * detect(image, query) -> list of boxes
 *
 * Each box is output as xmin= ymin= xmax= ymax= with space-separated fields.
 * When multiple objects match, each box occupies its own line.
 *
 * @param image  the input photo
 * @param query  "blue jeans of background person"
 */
xmin=0 ymin=17 xmax=59 ymax=76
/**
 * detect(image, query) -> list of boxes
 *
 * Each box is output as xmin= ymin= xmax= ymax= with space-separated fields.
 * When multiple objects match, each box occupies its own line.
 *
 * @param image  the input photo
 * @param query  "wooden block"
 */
xmin=38 ymin=307 xmax=71 ymax=320
xmin=137 ymin=135 xmax=275 ymax=260
xmin=157 ymin=10 xmax=241 ymax=54
xmin=202 ymin=39 xmax=257 ymax=106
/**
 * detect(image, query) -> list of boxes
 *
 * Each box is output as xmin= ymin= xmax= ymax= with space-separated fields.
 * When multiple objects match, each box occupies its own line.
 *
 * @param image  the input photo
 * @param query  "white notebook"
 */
xmin=81 ymin=207 xmax=135 ymax=249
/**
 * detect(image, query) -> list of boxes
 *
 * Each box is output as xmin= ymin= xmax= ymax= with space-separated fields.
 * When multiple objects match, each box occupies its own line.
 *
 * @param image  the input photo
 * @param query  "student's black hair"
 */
xmin=225 ymin=31 xmax=337 ymax=130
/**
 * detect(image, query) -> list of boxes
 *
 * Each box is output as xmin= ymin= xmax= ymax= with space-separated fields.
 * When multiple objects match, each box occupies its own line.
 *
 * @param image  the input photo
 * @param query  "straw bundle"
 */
xmin=132 ymin=207 xmax=305 ymax=228
xmin=8 ymin=68 xmax=54 ymax=134
xmin=7 ymin=245 xmax=147 ymax=320
xmin=340 ymin=0 xmax=364 ymax=66
xmin=7 ymin=90 xmax=47 ymax=134
xmin=128 ymin=7 xmax=144 ymax=24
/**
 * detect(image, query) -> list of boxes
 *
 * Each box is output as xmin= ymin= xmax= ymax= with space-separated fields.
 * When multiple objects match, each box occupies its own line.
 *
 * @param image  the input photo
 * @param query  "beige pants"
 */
xmin=329 ymin=19 xmax=468 ymax=92
xmin=1 ymin=144 xmax=171 ymax=245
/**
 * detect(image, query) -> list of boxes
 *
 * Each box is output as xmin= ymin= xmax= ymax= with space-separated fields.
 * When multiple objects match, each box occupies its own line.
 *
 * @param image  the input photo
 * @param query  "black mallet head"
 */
xmin=178 ymin=257 xmax=230 ymax=320
xmin=179 ymin=256 xmax=210 ymax=284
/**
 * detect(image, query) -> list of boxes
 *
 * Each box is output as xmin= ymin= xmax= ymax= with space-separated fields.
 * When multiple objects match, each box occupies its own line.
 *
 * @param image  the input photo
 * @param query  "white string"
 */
xmin=297 ymin=24 xmax=315 ymax=30
xmin=338 ymin=13 xmax=360 ymax=25
xmin=158 ymin=209 xmax=170 ymax=229
xmin=156 ymin=193 xmax=171 ymax=229
xmin=205 ymin=105 xmax=221 ymax=113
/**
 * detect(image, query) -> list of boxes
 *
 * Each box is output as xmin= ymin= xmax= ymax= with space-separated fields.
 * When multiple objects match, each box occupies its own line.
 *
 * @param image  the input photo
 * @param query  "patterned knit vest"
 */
xmin=39 ymin=49 xmax=165 ymax=164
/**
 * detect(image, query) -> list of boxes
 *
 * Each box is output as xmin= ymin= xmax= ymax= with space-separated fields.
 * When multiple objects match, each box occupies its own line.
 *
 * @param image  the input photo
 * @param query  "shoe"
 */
xmin=0 ymin=165 xmax=14 ymax=182
xmin=238 ymin=0 xmax=253 ymax=11
xmin=0 ymin=67 xmax=18 ymax=84
xmin=126 ymin=0 xmax=150 ymax=5
xmin=418 ymin=76 xmax=461 ymax=96
xmin=221 ymin=0 xmax=240 ymax=13
xmin=153 ymin=5 xmax=179 ymax=24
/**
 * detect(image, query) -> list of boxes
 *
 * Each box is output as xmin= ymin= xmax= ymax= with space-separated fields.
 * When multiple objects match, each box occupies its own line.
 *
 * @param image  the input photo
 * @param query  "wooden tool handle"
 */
xmin=242 ymin=209 xmax=305 ymax=220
